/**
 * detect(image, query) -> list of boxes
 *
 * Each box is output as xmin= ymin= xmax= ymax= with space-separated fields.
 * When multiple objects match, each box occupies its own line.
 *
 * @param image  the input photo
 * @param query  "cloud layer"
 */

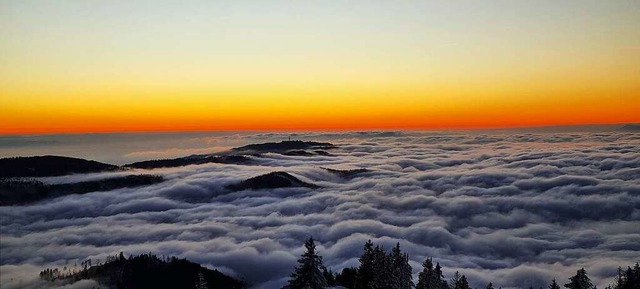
xmin=1 ymin=130 xmax=639 ymax=289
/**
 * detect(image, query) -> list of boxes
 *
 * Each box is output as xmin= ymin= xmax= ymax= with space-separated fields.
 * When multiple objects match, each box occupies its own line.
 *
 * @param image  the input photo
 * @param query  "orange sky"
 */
xmin=1 ymin=1 xmax=639 ymax=134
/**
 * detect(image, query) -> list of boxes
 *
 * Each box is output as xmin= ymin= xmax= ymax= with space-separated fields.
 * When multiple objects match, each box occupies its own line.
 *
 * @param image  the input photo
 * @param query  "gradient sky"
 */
xmin=1 ymin=0 xmax=639 ymax=133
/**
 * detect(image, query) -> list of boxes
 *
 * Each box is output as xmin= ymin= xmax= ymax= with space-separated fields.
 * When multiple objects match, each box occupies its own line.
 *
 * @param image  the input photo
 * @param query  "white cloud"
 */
xmin=1 ymin=131 xmax=639 ymax=289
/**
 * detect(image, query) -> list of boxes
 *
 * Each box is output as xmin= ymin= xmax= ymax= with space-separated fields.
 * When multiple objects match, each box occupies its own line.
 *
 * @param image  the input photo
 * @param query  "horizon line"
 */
xmin=1 ymin=121 xmax=637 ymax=136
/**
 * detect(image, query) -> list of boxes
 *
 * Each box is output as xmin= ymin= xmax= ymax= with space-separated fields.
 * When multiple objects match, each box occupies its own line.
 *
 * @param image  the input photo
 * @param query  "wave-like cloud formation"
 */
xmin=1 ymin=131 xmax=639 ymax=289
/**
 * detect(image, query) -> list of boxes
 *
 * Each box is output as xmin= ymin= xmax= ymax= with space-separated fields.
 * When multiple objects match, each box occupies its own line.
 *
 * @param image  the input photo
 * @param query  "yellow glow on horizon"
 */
xmin=1 ymin=1 xmax=639 ymax=134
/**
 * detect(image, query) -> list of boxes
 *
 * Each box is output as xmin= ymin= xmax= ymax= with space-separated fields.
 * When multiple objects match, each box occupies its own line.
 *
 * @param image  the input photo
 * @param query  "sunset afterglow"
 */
xmin=1 ymin=1 xmax=639 ymax=133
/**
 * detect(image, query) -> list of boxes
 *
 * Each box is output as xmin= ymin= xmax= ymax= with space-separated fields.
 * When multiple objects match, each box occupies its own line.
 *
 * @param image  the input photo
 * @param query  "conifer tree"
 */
xmin=564 ymin=268 xmax=594 ymax=289
xmin=611 ymin=264 xmax=640 ymax=289
xmin=323 ymin=267 xmax=336 ymax=287
xmin=336 ymin=267 xmax=358 ymax=289
xmin=417 ymin=257 xmax=445 ymax=289
xmin=435 ymin=263 xmax=448 ymax=289
xmin=550 ymin=278 xmax=561 ymax=289
xmin=390 ymin=243 xmax=413 ymax=289
xmin=356 ymin=240 xmax=375 ymax=289
xmin=486 ymin=282 xmax=495 ymax=289
xmin=416 ymin=257 xmax=433 ymax=289
xmin=450 ymin=271 xmax=470 ymax=289
xmin=371 ymin=245 xmax=392 ymax=289
xmin=285 ymin=237 xmax=328 ymax=289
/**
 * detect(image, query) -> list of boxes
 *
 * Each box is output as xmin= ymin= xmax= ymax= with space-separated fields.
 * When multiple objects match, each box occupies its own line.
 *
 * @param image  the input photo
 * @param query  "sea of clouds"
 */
xmin=1 ymin=129 xmax=639 ymax=289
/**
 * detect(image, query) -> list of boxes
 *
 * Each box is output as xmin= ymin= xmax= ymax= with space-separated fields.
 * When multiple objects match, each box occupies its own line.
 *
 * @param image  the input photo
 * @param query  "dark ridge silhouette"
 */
xmin=125 ymin=155 xmax=253 ymax=169
xmin=124 ymin=141 xmax=336 ymax=169
xmin=0 ymin=175 xmax=163 ymax=206
xmin=281 ymin=150 xmax=333 ymax=157
xmin=40 ymin=253 xmax=246 ymax=289
xmin=323 ymin=167 xmax=370 ymax=179
xmin=0 ymin=155 xmax=119 ymax=178
xmin=281 ymin=150 xmax=315 ymax=156
xmin=227 ymin=171 xmax=319 ymax=191
xmin=231 ymin=140 xmax=335 ymax=154
xmin=621 ymin=124 xmax=640 ymax=131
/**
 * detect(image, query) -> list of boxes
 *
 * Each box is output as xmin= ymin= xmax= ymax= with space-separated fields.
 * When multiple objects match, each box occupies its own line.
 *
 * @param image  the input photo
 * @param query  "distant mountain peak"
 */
xmin=228 ymin=171 xmax=319 ymax=191
xmin=621 ymin=123 xmax=640 ymax=131
xmin=231 ymin=140 xmax=336 ymax=154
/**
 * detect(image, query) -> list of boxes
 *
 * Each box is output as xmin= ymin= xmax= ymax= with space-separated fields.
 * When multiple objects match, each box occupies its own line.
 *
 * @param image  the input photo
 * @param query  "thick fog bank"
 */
xmin=1 ymin=130 xmax=639 ymax=288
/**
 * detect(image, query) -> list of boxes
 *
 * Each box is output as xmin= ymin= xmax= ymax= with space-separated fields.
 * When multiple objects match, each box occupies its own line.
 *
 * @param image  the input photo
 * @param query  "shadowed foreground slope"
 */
xmin=40 ymin=253 xmax=246 ymax=289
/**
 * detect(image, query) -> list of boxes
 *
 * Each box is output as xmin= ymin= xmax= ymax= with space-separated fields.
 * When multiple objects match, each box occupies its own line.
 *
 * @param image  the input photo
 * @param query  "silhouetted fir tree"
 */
xmin=401 ymin=252 xmax=413 ymax=288
xmin=565 ymin=268 xmax=594 ymax=289
xmin=371 ymin=245 xmax=393 ymax=289
xmin=460 ymin=275 xmax=470 ymax=289
xmin=390 ymin=243 xmax=414 ymax=289
xmin=550 ymin=279 xmax=561 ymax=289
xmin=450 ymin=271 xmax=470 ymax=289
xmin=284 ymin=237 xmax=328 ymax=289
xmin=417 ymin=257 xmax=446 ymax=289
xmin=436 ymin=263 xmax=448 ymax=289
xmin=624 ymin=263 xmax=640 ymax=289
xmin=486 ymin=282 xmax=495 ymax=289
xmin=336 ymin=267 xmax=358 ymax=289
xmin=416 ymin=257 xmax=433 ymax=289
xmin=609 ymin=264 xmax=640 ymax=289
xmin=356 ymin=240 xmax=375 ymax=289
xmin=323 ymin=267 xmax=336 ymax=287
xmin=611 ymin=267 xmax=626 ymax=289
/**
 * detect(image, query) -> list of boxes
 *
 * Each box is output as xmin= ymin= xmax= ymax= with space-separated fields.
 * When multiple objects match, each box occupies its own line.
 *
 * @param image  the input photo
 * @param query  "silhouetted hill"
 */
xmin=621 ymin=124 xmax=640 ymax=131
xmin=125 ymin=155 xmax=253 ymax=169
xmin=281 ymin=150 xmax=315 ymax=156
xmin=1 ymin=141 xmax=337 ymax=178
xmin=232 ymin=140 xmax=335 ymax=154
xmin=0 ymin=175 xmax=163 ymax=206
xmin=228 ymin=171 xmax=319 ymax=191
xmin=0 ymin=156 xmax=119 ymax=178
xmin=125 ymin=141 xmax=337 ymax=169
xmin=41 ymin=253 xmax=246 ymax=289
xmin=323 ymin=168 xmax=370 ymax=179
xmin=281 ymin=150 xmax=333 ymax=157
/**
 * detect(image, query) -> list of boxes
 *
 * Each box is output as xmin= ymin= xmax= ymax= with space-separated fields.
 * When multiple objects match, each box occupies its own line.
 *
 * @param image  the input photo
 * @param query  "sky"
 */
xmin=1 ymin=1 xmax=639 ymax=133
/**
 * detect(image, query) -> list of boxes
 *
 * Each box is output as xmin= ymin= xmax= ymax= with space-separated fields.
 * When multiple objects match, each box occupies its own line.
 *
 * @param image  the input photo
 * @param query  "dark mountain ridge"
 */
xmin=125 ymin=141 xmax=336 ymax=169
xmin=323 ymin=167 xmax=370 ymax=179
xmin=0 ymin=175 xmax=164 ymax=206
xmin=0 ymin=141 xmax=333 ymax=205
xmin=1 ymin=141 xmax=338 ymax=173
xmin=0 ymin=155 xmax=120 ymax=178
xmin=125 ymin=155 xmax=253 ymax=169
xmin=621 ymin=123 xmax=640 ymax=131
xmin=227 ymin=171 xmax=320 ymax=191
xmin=231 ymin=140 xmax=335 ymax=154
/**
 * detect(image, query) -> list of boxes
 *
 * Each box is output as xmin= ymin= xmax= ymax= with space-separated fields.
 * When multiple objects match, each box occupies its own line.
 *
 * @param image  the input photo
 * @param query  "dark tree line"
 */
xmin=40 ymin=252 xmax=245 ymax=289
xmin=284 ymin=237 xmax=640 ymax=289
xmin=38 ymin=239 xmax=640 ymax=289
xmin=606 ymin=264 xmax=640 ymax=289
